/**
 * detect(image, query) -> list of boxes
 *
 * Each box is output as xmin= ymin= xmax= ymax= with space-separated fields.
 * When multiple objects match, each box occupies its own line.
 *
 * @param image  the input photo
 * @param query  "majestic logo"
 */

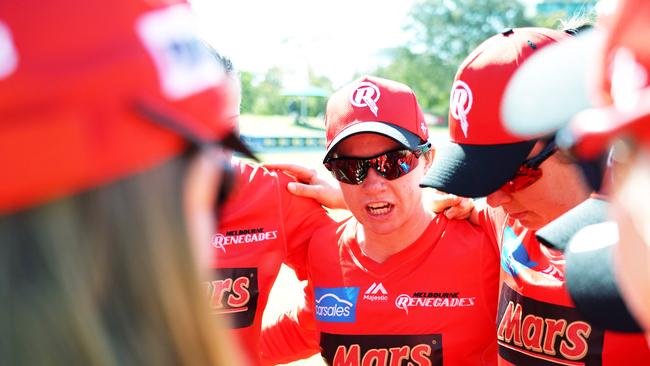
xmin=395 ymin=292 xmax=476 ymax=315
xmin=205 ymin=268 xmax=258 ymax=328
xmin=363 ymin=282 xmax=389 ymax=302
xmin=350 ymin=81 xmax=381 ymax=116
xmin=212 ymin=227 xmax=278 ymax=253
xmin=449 ymin=80 xmax=473 ymax=138
xmin=314 ymin=287 xmax=359 ymax=323
xmin=497 ymin=283 xmax=604 ymax=365
xmin=320 ymin=333 xmax=443 ymax=366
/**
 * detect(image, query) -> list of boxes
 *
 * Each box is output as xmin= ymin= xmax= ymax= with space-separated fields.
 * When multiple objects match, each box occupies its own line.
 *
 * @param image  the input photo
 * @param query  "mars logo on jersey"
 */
xmin=315 ymin=287 xmax=359 ymax=323
xmin=497 ymin=284 xmax=604 ymax=366
xmin=212 ymin=227 xmax=278 ymax=253
xmin=320 ymin=333 xmax=443 ymax=366
xmin=204 ymin=268 xmax=258 ymax=328
xmin=395 ymin=291 xmax=476 ymax=315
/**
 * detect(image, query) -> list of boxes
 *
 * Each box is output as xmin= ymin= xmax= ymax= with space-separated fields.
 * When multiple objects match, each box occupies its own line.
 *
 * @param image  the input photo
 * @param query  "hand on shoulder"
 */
xmin=263 ymin=163 xmax=347 ymax=210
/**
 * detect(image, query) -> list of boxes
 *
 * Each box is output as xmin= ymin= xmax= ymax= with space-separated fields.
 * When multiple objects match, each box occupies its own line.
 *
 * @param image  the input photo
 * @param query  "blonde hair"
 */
xmin=1 ymin=157 xmax=237 ymax=366
xmin=559 ymin=13 xmax=594 ymax=35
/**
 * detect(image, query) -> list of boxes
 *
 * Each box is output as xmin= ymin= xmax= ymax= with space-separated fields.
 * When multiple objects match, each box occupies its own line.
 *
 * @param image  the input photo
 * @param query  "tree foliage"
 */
xmin=375 ymin=0 xmax=534 ymax=119
xmin=242 ymin=0 xmax=564 ymax=119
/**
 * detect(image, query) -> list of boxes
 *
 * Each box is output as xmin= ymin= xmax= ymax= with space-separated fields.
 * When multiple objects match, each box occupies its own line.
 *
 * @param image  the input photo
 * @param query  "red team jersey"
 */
xmin=264 ymin=214 xmax=501 ymax=366
xmin=478 ymin=206 xmax=650 ymax=366
xmin=206 ymin=159 xmax=333 ymax=365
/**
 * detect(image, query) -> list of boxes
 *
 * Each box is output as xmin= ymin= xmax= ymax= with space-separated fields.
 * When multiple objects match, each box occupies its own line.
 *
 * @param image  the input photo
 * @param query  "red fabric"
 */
xmin=448 ymin=28 xmax=569 ymax=145
xmin=206 ymin=159 xmax=333 ymax=365
xmin=263 ymin=214 xmax=501 ymax=366
xmin=0 ymin=0 xmax=232 ymax=213
xmin=478 ymin=207 xmax=650 ymax=365
xmin=571 ymin=0 xmax=650 ymax=157
xmin=598 ymin=0 xmax=650 ymax=106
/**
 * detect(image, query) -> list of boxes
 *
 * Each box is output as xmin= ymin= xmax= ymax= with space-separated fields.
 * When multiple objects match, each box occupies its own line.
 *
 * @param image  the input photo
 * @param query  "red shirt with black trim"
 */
xmin=206 ymin=159 xmax=333 ymax=365
xmin=295 ymin=214 xmax=500 ymax=366
xmin=478 ymin=206 xmax=650 ymax=366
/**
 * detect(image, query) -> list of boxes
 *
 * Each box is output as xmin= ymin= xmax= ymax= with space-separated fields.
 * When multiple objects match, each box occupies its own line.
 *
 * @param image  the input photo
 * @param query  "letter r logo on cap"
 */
xmin=450 ymin=80 xmax=473 ymax=138
xmin=350 ymin=81 xmax=381 ymax=116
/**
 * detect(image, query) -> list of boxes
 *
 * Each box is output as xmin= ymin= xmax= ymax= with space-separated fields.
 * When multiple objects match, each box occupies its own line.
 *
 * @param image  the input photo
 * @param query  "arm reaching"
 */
xmin=423 ymin=188 xmax=478 ymax=223
xmin=264 ymin=163 xmax=347 ymax=210
xmin=260 ymin=281 xmax=320 ymax=365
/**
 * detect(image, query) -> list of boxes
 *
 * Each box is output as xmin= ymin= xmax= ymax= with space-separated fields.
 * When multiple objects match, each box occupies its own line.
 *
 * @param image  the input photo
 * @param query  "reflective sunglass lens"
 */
xmin=325 ymin=149 xmax=421 ymax=184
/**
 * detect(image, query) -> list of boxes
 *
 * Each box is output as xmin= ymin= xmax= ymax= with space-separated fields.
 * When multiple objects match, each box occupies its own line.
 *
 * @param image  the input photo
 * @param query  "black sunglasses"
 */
xmin=523 ymin=136 xmax=557 ymax=169
xmin=501 ymin=137 xmax=557 ymax=193
xmin=133 ymin=99 xmax=236 ymax=211
xmin=324 ymin=142 xmax=432 ymax=185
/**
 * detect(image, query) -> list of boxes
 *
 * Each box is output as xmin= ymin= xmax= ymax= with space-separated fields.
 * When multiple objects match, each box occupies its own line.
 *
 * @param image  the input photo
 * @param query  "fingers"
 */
xmin=444 ymin=197 xmax=474 ymax=220
xmin=263 ymin=163 xmax=317 ymax=184
xmin=287 ymin=182 xmax=321 ymax=200
xmin=428 ymin=193 xmax=462 ymax=213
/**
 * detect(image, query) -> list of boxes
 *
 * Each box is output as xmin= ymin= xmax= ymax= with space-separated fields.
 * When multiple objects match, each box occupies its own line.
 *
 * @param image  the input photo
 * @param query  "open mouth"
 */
xmin=366 ymin=202 xmax=393 ymax=216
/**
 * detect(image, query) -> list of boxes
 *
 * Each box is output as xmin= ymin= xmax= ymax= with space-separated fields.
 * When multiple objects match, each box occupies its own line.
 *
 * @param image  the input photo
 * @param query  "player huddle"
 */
xmin=3 ymin=0 xmax=650 ymax=365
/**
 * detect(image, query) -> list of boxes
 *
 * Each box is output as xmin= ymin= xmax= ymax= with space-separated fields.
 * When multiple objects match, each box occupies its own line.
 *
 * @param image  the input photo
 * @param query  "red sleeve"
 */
xmin=259 ymin=280 xmax=320 ymax=365
xmin=276 ymin=171 xmax=334 ymax=280
xmin=476 ymin=202 xmax=506 ymax=254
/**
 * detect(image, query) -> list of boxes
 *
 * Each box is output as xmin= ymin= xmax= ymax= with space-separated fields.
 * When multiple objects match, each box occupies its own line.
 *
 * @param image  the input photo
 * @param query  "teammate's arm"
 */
xmin=260 ymin=279 xmax=320 ymax=365
xmin=265 ymin=163 xmax=347 ymax=210
xmin=423 ymin=188 xmax=476 ymax=220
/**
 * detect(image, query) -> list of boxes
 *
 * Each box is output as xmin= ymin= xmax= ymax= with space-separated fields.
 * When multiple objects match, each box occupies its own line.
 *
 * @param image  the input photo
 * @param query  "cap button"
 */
xmin=501 ymin=28 xmax=514 ymax=36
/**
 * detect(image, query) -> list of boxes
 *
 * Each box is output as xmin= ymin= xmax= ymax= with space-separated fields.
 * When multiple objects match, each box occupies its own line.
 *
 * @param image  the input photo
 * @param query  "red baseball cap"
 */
xmin=323 ymin=76 xmax=429 ymax=162
xmin=0 ymin=0 xmax=254 ymax=214
xmin=421 ymin=28 xmax=570 ymax=197
xmin=499 ymin=0 xmax=650 ymax=333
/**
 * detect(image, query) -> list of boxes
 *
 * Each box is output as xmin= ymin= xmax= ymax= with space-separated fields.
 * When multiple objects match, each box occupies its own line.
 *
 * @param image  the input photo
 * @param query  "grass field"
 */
xmin=245 ymin=116 xmax=451 ymax=365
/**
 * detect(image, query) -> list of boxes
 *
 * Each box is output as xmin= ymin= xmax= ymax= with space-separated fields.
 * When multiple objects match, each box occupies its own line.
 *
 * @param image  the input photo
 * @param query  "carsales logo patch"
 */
xmin=212 ymin=227 xmax=278 ymax=253
xmin=395 ymin=291 xmax=476 ymax=315
xmin=315 ymin=287 xmax=359 ymax=323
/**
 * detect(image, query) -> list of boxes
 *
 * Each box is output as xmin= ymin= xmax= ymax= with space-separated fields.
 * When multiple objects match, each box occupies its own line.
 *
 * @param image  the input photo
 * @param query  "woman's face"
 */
xmin=183 ymin=148 xmax=227 ymax=271
xmin=334 ymin=133 xmax=430 ymax=236
xmin=486 ymin=142 xmax=591 ymax=230
xmin=183 ymin=74 xmax=241 ymax=271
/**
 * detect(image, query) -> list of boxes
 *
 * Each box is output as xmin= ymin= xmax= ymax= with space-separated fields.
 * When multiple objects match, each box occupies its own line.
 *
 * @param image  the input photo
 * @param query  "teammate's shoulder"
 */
xmin=310 ymin=216 xmax=351 ymax=243
xmin=235 ymin=158 xmax=301 ymax=183
xmin=234 ymin=159 xmax=296 ymax=187
xmin=442 ymin=213 xmax=491 ymax=240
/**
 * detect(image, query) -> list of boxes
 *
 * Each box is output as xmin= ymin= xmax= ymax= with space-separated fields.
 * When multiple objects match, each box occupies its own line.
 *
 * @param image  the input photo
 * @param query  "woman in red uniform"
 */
xmin=421 ymin=27 xmax=650 ymax=365
xmin=205 ymin=53 xmax=335 ymax=365
xmin=262 ymin=76 xmax=500 ymax=366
